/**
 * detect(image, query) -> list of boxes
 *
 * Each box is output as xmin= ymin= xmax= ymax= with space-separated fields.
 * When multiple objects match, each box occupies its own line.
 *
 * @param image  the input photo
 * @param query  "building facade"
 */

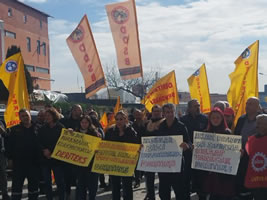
xmin=0 ymin=0 xmax=51 ymax=90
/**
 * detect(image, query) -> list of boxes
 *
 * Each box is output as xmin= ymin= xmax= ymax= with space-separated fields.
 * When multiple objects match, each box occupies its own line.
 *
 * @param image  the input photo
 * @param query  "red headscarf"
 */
xmin=207 ymin=107 xmax=228 ymax=132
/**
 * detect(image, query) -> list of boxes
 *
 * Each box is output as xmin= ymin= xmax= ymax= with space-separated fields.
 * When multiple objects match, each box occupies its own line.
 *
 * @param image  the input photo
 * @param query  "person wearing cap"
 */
xmin=224 ymin=107 xmax=235 ymax=129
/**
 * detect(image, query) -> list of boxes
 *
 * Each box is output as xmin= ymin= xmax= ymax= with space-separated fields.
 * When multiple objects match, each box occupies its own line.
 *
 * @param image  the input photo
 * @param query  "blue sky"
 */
xmin=19 ymin=0 xmax=267 ymax=94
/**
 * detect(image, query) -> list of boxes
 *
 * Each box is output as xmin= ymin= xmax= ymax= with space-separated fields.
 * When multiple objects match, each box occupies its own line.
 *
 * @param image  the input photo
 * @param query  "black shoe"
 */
xmin=134 ymin=182 xmax=140 ymax=188
xmin=3 ymin=194 xmax=10 ymax=200
xmin=99 ymin=183 xmax=107 ymax=188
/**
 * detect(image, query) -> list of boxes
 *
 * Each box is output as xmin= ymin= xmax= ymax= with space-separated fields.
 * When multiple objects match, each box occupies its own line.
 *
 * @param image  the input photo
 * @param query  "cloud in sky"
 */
xmin=48 ymin=0 xmax=267 ymax=94
xmin=18 ymin=0 xmax=47 ymax=3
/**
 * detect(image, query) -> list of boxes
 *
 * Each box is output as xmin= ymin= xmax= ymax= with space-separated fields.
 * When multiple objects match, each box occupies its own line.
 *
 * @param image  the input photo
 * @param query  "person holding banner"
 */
xmin=180 ymin=99 xmax=208 ymax=200
xmin=6 ymin=109 xmax=40 ymax=200
xmin=38 ymin=108 xmax=65 ymax=200
xmin=75 ymin=115 xmax=102 ymax=200
xmin=143 ymin=104 xmax=164 ymax=200
xmin=60 ymin=104 xmax=83 ymax=199
xmin=157 ymin=103 xmax=191 ymax=200
xmin=201 ymin=107 xmax=235 ymax=200
xmin=105 ymin=110 xmax=138 ymax=200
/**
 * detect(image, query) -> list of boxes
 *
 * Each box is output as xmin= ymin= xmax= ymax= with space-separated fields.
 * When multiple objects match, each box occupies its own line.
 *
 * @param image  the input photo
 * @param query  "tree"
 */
xmin=0 ymin=46 xmax=33 ymax=101
xmin=104 ymin=64 xmax=161 ymax=99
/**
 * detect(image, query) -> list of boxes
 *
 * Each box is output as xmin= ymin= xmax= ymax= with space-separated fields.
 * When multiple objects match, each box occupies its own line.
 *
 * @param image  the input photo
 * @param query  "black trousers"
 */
xmin=252 ymin=188 xmax=267 ymax=200
xmin=11 ymin=162 xmax=39 ymax=200
xmin=110 ymin=176 xmax=133 ymax=200
xmin=145 ymin=172 xmax=155 ymax=199
xmin=158 ymin=172 xmax=185 ymax=200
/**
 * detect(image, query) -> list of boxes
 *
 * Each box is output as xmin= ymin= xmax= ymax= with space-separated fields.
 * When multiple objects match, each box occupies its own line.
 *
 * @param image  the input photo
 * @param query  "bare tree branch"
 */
xmin=103 ymin=64 xmax=161 ymax=99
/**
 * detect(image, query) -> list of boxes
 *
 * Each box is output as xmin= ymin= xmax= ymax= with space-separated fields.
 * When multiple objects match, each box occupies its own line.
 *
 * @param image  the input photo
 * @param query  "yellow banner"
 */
xmin=188 ymin=64 xmax=211 ymax=113
xmin=0 ymin=53 xmax=30 ymax=128
xmin=51 ymin=128 xmax=101 ymax=167
xmin=227 ymin=40 xmax=259 ymax=125
xmin=106 ymin=0 xmax=143 ymax=80
xmin=143 ymin=70 xmax=179 ymax=112
xmin=92 ymin=141 xmax=140 ymax=176
xmin=66 ymin=15 xmax=106 ymax=98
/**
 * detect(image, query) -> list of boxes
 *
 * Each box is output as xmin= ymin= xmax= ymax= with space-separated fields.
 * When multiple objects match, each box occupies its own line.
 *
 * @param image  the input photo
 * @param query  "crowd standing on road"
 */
xmin=0 ymin=98 xmax=267 ymax=200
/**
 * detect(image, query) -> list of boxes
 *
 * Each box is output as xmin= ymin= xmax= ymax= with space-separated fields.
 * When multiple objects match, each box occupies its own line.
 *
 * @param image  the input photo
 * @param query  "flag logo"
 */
xmin=241 ymin=48 xmax=250 ymax=59
xmin=111 ymin=6 xmax=129 ymax=24
xmin=193 ymin=69 xmax=200 ymax=76
xmin=70 ymin=25 xmax=84 ymax=43
xmin=5 ymin=61 xmax=17 ymax=73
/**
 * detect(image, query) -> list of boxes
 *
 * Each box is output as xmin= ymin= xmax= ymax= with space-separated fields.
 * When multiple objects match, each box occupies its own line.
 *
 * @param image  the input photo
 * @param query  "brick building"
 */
xmin=0 ymin=0 xmax=51 ymax=90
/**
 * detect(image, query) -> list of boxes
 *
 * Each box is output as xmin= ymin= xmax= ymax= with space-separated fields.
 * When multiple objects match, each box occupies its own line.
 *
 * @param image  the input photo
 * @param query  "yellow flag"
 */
xmin=0 ymin=52 xmax=30 ymax=128
xmin=109 ymin=96 xmax=123 ymax=125
xmin=227 ymin=40 xmax=259 ymax=125
xmin=106 ymin=0 xmax=143 ymax=80
xmin=100 ymin=112 xmax=108 ymax=130
xmin=187 ymin=64 xmax=211 ymax=113
xmin=142 ymin=71 xmax=179 ymax=112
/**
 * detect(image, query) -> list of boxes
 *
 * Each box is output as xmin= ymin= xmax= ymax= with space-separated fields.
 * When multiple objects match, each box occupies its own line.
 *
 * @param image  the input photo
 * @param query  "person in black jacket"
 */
xmin=60 ymin=104 xmax=83 ymax=199
xmin=234 ymin=97 xmax=261 ymax=200
xmin=75 ymin=115 xmax=102 ymax=200
xmin=6 ymin=109 xmax=40 ymax=200
xmin=0 ymin=121 xmax=10 ymax=200
xmin=180 ymin=99 xmax=208 ymax=200
xmin=105 ymin=110 xmax=138 ymax=200
xmin=157 ymin=103 xmax=192 ymax=200
xmin=38 ymin=108 xmax=65 ymax=200
xmin=143 ymin=104 xmax=164 ymax=200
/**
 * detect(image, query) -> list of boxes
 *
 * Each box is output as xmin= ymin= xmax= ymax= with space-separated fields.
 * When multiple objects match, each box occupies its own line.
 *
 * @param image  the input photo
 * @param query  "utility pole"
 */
xmin=0 ymin=20 xmax=5 ymax=63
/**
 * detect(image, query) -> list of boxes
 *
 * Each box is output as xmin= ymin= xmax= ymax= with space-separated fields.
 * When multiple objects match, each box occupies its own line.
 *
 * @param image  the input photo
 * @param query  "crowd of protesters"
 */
xmin=0 ymin=97 xmax=267 ymax=200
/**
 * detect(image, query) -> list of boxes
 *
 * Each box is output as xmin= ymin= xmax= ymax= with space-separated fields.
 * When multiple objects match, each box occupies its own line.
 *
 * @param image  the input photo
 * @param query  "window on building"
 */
xmin=26 ymin=37 xmax=31 ymax=52
xmin=4 ymin=30 xmax=16 ymax=39
xmin=37 ymin=40 xmax=40 ymax=54
xmin=8 ymin=8 xmax=12 ymax=17
xmin=25 ymin=65 xmax=35 ymax=72
xmin=42 ymin=42 xmax=46 ymax=56
xmin=23 ymin=15 xmax=27 ymax=24
xmin=40 ymin=20 xmax=42 ymax=29
xmin=36 ymin=67 xmax=49 ymax=74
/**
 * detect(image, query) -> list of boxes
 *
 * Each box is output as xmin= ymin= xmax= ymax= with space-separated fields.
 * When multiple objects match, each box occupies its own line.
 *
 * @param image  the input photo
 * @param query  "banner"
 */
xmin=227 ymin=40 xmax=259 ymax=125
xmin=142 ymin=71 xmax=179 ymax=112
xmin=245 ymin=135 xmax=267 ymax=188
xmin=188 ymin=64 xmax=211 ymax=113
xmin=137 ymin=136 xmax=183 ymax=173
xmin=192 ymin=131 xmax=242 ymax=175
xmin=92 ymin=141 xmax=140 ymax=176
xmin=106 ymin=0 xmax=143 ymax=80
xmin=66 ymin=15 xmax=106 ymax=98
xmin=0 ymin=52 xmax=30 ymax=128
xmin=51 ymin=128 xmax=101 ymax=167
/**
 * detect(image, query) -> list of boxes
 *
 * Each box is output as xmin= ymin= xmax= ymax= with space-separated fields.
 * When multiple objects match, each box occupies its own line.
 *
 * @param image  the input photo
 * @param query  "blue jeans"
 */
xmin=42 ymin=165 xmax=65 ymax=200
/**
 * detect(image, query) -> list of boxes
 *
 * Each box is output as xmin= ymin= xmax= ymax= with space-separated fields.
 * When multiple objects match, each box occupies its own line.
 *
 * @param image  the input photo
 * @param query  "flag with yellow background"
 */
xmin=187 ymin=64 xmax=211 ymax=113
xmin=227 ymin=40 xmax=259 ymax=125
xmin=0 ymin=52 xmax=30 ymax=128
xmin=142 ymin=71 xmax=179 ymax=112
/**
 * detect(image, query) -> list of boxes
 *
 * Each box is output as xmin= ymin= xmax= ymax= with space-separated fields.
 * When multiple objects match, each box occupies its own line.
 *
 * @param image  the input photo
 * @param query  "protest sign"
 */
xmin=137 ymin=136 xmax=183 ymax=173
xmin=192 ymin=131 xmax=241 ymax=175
xmin=51 ymin=128 xmax=101 ymax=167
xmin=92 ymin=141 xmax=140 ymax=176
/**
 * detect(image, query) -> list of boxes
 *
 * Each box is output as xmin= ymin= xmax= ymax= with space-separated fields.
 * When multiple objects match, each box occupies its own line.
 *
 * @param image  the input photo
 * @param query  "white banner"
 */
xmin=137 ymin=135 xmax=183 ymax=173
xmin=192 ymin=131 xmax=242 ymax=175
